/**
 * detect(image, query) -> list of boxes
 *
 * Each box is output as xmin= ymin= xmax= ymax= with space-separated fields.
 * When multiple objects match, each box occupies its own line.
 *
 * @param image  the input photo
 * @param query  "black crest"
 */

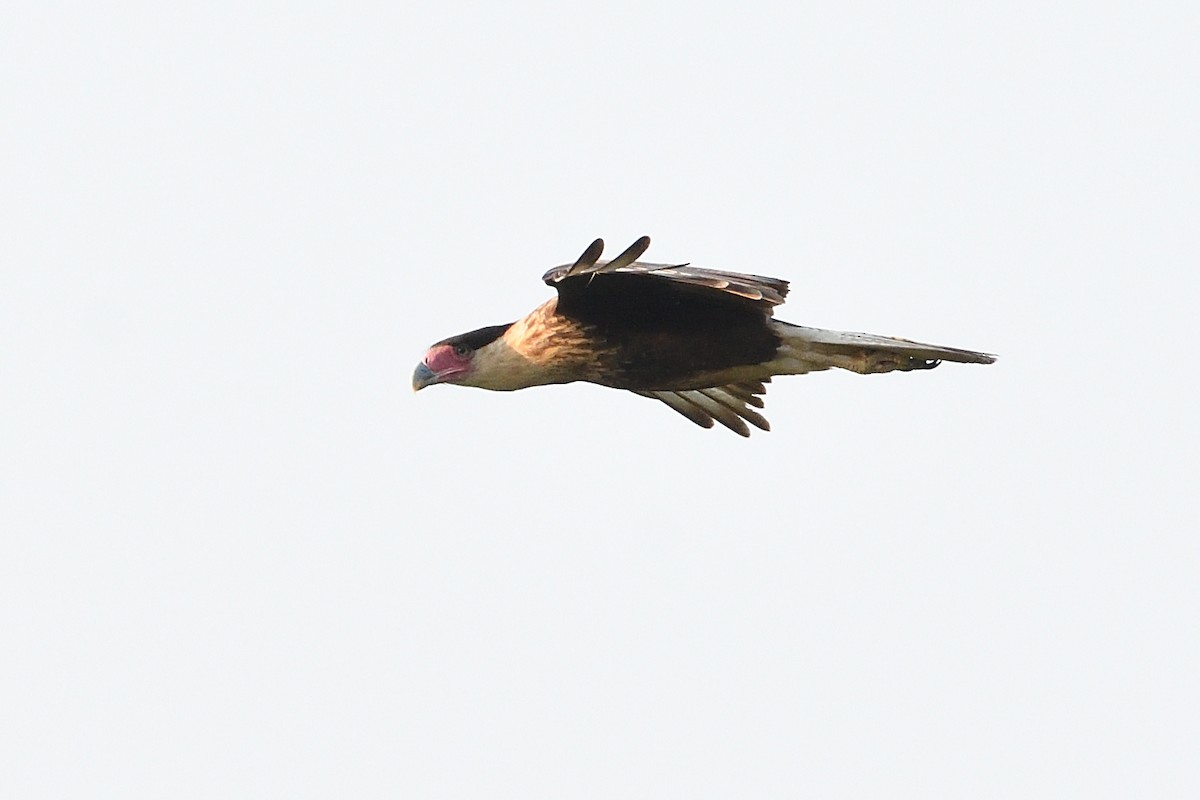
xmin=436 ymin=324 xmax=512 ymax=352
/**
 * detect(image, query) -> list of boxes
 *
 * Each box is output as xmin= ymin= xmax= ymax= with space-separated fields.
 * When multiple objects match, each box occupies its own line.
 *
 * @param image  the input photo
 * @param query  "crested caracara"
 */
xmin=413 ymin=237 xmax=995 ymax=436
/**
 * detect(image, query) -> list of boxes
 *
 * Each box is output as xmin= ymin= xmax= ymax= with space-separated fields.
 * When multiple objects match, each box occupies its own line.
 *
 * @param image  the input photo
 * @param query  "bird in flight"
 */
xmin=413 ymin=237 xmax=995 ymax=436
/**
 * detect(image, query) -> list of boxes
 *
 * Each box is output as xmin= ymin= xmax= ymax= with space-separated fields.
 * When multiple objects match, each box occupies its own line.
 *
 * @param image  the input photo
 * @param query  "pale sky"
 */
xmin=2 ymin=2 xmax=1196 ymax=798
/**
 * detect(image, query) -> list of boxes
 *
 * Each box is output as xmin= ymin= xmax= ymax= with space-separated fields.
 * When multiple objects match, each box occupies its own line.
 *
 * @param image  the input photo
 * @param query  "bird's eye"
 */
xmin=453 ymin=344 xmax=470 ymax=357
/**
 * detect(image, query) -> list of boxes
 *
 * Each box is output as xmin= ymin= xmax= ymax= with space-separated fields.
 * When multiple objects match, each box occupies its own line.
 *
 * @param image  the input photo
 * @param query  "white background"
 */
xmin=2 ymin=2 xmax=1196 ymax=797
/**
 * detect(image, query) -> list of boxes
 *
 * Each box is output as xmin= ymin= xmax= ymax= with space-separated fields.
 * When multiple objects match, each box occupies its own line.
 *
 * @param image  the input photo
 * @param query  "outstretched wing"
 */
xmin=634 ymin=380 xmax=772 ymax=437
xmin=543 ymin=237 xmax=790 ymax=314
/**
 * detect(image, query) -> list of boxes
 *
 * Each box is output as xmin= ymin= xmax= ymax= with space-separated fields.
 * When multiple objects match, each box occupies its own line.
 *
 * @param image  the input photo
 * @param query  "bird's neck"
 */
xmin=466 ymin=300 xmax=593 ymax=391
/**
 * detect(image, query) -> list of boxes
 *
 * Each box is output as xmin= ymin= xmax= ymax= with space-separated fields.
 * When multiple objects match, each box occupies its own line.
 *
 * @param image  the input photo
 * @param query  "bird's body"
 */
xmin=413 ymin=237 xmax=995 ymax=436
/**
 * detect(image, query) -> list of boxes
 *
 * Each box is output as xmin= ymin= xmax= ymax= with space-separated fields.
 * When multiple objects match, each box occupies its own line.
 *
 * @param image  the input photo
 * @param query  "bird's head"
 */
xmin=412 ymin=323 xmax=514 ymax=391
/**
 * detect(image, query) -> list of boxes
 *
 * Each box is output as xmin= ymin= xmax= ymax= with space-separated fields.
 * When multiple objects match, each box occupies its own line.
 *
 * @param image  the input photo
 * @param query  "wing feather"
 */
xmin=637 ymin=390 xmax=716 ymax=429
xmin=635 ymin=380 xmax=773 ymax=437
xmin=681 ymin=391 xmax=751 ymax=436
xmin=545 ymin=237 xmax=789 ymax=308
xmin=599 ymin=235 xmax=651 ymax=272
xmin=700 ymin=389 xmax=770 ymax=432
xmin=721 ymin=381 xmax=768 ymax=408
xmin=567 ymin=238 xmax=605 ymax=274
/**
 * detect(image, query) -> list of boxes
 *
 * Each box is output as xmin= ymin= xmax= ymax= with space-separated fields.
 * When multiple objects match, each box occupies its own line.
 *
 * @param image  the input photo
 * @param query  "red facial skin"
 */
xmin=422 ymin=344 xmax=472 ymax=383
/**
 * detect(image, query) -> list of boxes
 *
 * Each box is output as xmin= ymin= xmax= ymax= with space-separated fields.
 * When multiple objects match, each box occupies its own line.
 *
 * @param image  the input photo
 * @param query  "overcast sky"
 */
xmin=2 ymin=2 xmax=1196 ymax=798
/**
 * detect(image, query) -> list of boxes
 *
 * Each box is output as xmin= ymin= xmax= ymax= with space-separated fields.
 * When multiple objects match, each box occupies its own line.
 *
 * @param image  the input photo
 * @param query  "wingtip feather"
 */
xmin=604 ymin=236 xmax=652 ymax=271
xmin=566 ymin=238 xmax=605 ymax=276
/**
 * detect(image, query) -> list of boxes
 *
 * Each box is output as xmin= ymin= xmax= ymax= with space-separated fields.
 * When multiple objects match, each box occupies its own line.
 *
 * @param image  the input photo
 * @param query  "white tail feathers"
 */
xmin=771 ymin=322 xmax=996 ymax=376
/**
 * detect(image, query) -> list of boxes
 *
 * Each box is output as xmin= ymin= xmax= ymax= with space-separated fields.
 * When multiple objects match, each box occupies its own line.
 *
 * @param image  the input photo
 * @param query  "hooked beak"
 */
xmin=412 ymin=362 xmax=438 ymax=391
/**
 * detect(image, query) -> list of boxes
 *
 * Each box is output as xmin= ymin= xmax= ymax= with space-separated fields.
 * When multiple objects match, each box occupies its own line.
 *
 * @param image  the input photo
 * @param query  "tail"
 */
xmin=771 ymin=321 xmax=996 ymax=375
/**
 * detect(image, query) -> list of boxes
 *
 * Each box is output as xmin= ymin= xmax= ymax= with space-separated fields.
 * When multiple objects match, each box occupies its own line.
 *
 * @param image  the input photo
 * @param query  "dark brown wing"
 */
xmin=538 ymin=238 xmax=786 ymax=390
xmin=542 ymin=237 xmax=790 ymax=312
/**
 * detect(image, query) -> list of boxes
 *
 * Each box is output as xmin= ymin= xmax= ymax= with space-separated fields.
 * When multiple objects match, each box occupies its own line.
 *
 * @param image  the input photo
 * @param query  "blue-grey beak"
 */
xmin=412 ymin=362 xmax=437 ymax=391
